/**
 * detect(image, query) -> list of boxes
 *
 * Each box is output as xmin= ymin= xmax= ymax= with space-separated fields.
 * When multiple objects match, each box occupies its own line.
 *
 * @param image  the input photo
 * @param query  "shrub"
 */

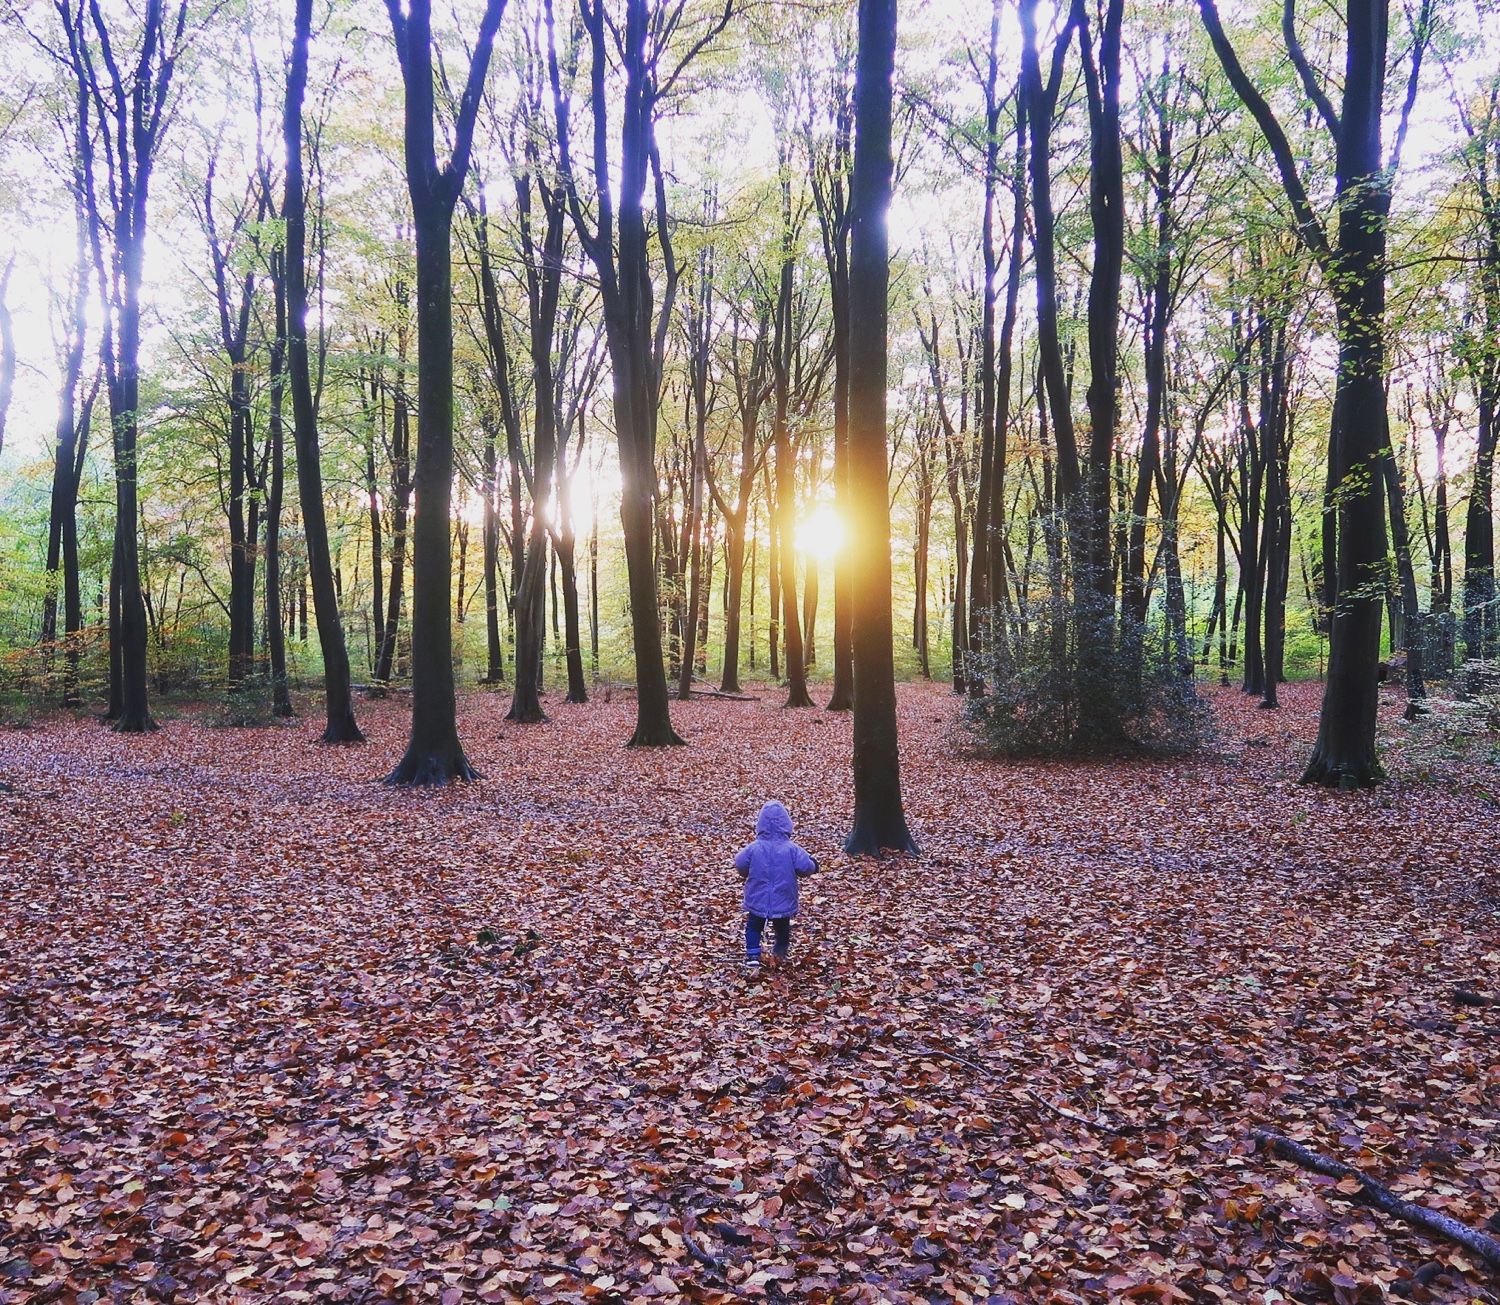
xmin=961 ymin=595 xmax=1215 ymax=759
xmin=207 ymin=676 xmax=279 ymax=729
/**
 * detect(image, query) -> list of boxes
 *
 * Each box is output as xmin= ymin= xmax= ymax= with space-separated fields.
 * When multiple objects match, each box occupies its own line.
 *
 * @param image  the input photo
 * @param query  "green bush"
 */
xmin=961 ymin=594 xmax=1215 ymax=759
xmin=206 ymin=676 xmax=280 ymax=728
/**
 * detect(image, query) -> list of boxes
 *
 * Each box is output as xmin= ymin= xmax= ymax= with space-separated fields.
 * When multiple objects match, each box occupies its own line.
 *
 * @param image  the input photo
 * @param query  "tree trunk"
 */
xmin=774 ymin=423 xmax=813 ymax=705
xmin=803 ymin=550 xmax=818 ymax=668
xmin=387 ymin=208 xmax=475 ymax=778
xmin=375 ymin=344 xmax=412 ymax=686
xmin=362 ymin=396 xmax=385 ymax=674
xmin=720 ymin=510 xmax=747 ymax=693
xmin=1463 ymin=392 xmax=1497 ymax=659
xmin=1301 ymin=1 xmax=1390 ymax=787
xmin=265 ymin=251 xmax=294 ymax=718
xmin=43 ymin=211 xmax=93 ymax=708
xmin=558 ymin=526 xmax=588 ymax=703
xmin=384 ymin=0 xmax=505 ymax=779
xmin=1383 ymin=444 xmax=1426 ymax=715
xmin=482 ymin=413 xmax=505 ymax=683
xmin=285 ymin=0 xmax=361 ymax=743
xmin=845 ymin=0 xmax=916 ymax=856
xmin=563 ymin=0 xmax=688 ymax=746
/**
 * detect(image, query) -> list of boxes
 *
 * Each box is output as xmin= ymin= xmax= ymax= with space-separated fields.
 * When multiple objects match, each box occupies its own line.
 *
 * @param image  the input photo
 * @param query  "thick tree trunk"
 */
xmin=104 ymin=289 xmax=154 ymax=732
xmin=565 ymin=0 xmax=685 ymax=746
xmin=384 ymin=0 xmax=505 ymax=779
xmin=845 ymin=0 xmax=916 ymax=856
xmin=387 ymin=211 xmax=475 ymax=779
xmin=1302 ymin=2 xmax=1390 ymax=787
xmin=1077 ymin=0 xmax=1125 ymax=606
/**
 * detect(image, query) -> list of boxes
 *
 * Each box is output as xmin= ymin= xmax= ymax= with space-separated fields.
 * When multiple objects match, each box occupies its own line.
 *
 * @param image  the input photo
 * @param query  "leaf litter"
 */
xmin=0 ymin=681 xmax=1496 ymax=1303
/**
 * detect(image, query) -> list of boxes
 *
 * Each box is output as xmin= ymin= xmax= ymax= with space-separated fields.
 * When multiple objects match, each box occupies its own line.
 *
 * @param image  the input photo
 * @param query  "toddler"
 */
xmin=734 ymin=801 xmax=818 ymax=975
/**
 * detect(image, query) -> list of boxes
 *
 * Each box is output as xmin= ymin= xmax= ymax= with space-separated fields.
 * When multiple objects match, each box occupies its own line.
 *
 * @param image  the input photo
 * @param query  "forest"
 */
xmin=0 ymin=0 xmax=1498 ymax=1299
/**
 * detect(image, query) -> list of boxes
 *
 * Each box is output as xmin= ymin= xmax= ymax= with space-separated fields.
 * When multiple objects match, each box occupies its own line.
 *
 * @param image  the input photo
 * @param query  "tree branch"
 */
xmin=1197 ymin=0 xmax=1331 ymax=265
xmin=1281 ymin=0 xmax=1340 ymax=144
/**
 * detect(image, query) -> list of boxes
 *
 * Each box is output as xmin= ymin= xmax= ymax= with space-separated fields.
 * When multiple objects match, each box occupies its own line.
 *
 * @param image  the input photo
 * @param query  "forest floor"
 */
xmin=0 ymin=678 xmax=1497 ymax=1304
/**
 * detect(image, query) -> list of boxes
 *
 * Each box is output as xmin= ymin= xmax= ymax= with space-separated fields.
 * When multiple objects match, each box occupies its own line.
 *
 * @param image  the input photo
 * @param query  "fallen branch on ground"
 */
xmin=681 ymin=1228 xmax=726 ymax=1273
xmin=1251 ymin=1129 xmax=1500 ymax=1271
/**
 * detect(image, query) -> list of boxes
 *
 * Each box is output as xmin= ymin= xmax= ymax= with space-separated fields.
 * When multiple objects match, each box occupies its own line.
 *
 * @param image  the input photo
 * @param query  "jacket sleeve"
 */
xmin=734 ymin=844 xmax=753 ymax=876
xmin=793 ymin=844 xmax=818 ymax=876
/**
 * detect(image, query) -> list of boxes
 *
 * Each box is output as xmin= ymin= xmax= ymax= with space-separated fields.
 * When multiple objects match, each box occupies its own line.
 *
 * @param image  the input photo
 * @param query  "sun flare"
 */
xmin=795 ymin=504 xmax=845 ymax=560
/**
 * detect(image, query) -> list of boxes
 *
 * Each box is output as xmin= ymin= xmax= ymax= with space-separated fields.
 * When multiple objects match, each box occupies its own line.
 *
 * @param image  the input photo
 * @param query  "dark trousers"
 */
xmin=745 ymin=914 xmax=791 ymax=960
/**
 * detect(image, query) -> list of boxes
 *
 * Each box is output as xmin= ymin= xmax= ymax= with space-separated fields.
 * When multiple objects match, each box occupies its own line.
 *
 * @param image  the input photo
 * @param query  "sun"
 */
xmin=795 ymin=504 xmax=845 ymax=560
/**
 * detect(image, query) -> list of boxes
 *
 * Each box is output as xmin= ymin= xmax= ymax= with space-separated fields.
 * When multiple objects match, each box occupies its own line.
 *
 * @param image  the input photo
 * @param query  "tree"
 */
xmin=261 ymin=240 xmax=294 ymax=719
xmin=40 ymin=78 xmax=98 ymax=707
xmin=284 ymin=0 xmax=362 ymax=744
xmin=197 ymin=104 xmax=272 ymax=689
xmin=549 ymin=0 xmax=731 ymax=746
xmin=844 ymin=0 xmax=915 ymax=856
xmin=768 ymin=165 xmax=816 ymax=709
xmin=1450 ymin=73 xmax=1499 ymax=660
xmin=803 ymin=20 xmax=856 ymax=711
xmin=1199 ymin=0 xmax=1431 ymax=787
xmin=383 ymin=0 xmax=509 ymax=783
xmin=0 ymin=258 xmax=13 ymax=462
xmin=711 ymin=296 xmax=772 ymax=695
xmin=58 ymin=0 xmax=194 ymax=732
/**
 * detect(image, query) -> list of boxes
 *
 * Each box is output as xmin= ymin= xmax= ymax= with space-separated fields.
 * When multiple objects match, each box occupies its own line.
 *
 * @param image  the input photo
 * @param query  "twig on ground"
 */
xmin=912 ymin=1041 xmax=1136 ymax=1136
xmin=1025 ymin=1088 xmax=1136 ymax=1137
xmin=537 ymin=1260 xmax=591 ymax=1280
xmin=1251 ymin=1129 xmax=1500 ymax=1271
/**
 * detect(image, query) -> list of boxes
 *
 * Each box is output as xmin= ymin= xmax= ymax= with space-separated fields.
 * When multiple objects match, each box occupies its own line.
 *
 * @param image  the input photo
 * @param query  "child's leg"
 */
xmin=745 ymin=914 xmax=766 ymax=961
xmin=771 ymin=917 xmax=792 ymax=959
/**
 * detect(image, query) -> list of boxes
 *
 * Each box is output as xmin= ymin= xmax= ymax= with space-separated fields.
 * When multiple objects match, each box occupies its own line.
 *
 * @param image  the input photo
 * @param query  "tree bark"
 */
xmin=264 ymin=248 xmax=294 ymax=718
xmin=285 ymin=0 xmax=361 ymax=743
xmin=64 ymin=0 xmax=179 ymax=733
xmin=383 ymin=0 xmax=506 ymax=780
xmin=1200 ymin=0 xmax=1404 ymax=787
xmin=845 ymin=0 xmax=916 ymax=856
xmin=550 ymin=0 xmax=715 ymax=746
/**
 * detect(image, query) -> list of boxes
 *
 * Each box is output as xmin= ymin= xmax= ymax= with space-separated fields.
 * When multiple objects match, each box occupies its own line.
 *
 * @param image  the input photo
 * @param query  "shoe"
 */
xmin=743 ymin=957 xmax=763 ymax=978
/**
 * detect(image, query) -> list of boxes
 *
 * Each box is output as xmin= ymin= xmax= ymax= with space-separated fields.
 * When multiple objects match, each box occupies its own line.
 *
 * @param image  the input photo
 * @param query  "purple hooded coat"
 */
xmin=735 ymin=801 xmax=817 ymax=919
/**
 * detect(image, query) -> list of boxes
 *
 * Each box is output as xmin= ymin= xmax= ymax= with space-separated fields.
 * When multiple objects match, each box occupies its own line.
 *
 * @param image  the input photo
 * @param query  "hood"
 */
xmin=755 ymin=801 xmax=793 ymax=839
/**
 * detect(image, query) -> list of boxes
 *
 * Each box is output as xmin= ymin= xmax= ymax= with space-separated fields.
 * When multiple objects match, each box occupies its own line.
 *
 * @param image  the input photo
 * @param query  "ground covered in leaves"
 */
xmin=1 ymin=679 xmax=1497 ymax=1304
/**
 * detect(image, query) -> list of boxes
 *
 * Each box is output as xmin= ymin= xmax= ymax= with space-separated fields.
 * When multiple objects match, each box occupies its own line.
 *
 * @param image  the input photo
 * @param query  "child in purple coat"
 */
xmin=734 ymin=801 xmax=818 ymax=975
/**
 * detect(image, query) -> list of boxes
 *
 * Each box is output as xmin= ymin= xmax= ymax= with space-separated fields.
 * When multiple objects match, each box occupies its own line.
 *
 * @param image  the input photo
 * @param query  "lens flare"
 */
xmin=795 ymin=504 xmax=845 ymax=560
